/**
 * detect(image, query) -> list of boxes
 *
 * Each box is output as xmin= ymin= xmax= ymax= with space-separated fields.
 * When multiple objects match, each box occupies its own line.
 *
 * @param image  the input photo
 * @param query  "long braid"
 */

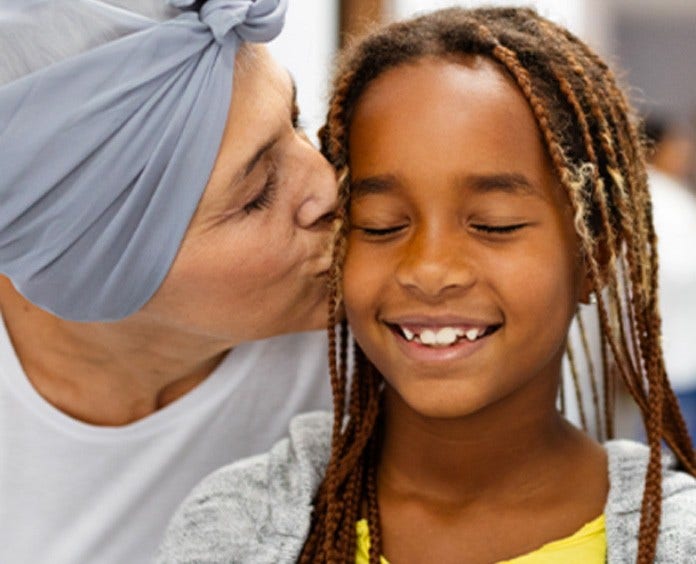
xmin=530 ymin=22 xmax=658 ymax=447
xmin=483 ymin=16 xmax=694 ymax=560
xmin=566 ymin=340 xmax=589 ymax=431
xmin=485 ymin=33 xmax=650 ymax=437
xmin=366 ymin=427 xmax=383 ymax=564
xmin=602 ymin=338 xmax=616 ymax=439
xmin=576 ymin=308 xmax=604 ymax=438
xmin=301 ymin=7 xmax=696 ymax=562
xmin=482 ymin=19 xmax=650 ymax=449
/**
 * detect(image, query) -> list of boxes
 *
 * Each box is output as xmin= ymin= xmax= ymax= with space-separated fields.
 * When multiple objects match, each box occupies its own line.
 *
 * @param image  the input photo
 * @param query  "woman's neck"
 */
xmin=0 ymin=278 xmax=230 ymax=425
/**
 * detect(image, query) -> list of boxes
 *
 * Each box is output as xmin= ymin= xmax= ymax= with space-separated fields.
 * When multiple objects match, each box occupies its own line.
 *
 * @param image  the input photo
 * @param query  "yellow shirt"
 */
xmin=355 ymin=514 xmax=606 ymax=564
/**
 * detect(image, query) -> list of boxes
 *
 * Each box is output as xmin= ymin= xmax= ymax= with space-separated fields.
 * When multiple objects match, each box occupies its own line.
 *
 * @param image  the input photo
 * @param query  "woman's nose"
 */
xmin=395 ymin=228 xmax=476 ymax=299
xmin=295 ymin=144 xmax=338 ymax=230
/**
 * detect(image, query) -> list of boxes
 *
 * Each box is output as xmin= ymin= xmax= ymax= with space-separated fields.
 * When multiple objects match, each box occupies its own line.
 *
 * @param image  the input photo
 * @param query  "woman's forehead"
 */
xmin=190 ymin=46 xmax=297 ymax=221
xmin=232 ymin=45 xmax=294 ymax=113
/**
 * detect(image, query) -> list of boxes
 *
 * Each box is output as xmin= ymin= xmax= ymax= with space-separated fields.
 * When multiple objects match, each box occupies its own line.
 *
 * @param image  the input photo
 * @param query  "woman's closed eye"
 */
xmin=292 ymin=102 xmax=309 ymax=134
xmin=243 ymin=164 xmax=279 ymax=214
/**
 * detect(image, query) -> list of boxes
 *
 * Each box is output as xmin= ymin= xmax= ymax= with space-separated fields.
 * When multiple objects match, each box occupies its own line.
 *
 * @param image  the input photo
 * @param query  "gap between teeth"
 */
xmin=402 ymin=327 xmax=482 ymax=345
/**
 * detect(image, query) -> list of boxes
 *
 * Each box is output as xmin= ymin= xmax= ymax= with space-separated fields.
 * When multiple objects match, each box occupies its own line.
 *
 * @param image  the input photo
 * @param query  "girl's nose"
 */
xmin=395 ymin=229 xmax=476 ymax=299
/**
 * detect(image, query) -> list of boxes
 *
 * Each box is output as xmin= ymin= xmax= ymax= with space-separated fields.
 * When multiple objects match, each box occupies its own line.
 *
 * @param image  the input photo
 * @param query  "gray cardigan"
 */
xmin=157 ymin=412 xmax=696 ymax=563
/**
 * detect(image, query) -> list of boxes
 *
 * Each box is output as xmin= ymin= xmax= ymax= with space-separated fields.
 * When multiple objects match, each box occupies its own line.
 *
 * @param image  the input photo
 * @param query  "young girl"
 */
xmin=158 ymin=7 xmax=696 ymax=563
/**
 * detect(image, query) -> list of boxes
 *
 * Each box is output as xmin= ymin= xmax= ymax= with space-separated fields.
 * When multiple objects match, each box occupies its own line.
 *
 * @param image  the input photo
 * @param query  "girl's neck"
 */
xmin=375 ymin=379 xmax=608 ymax=564
xmin=378 ymin=383 xmax=604 ymax=509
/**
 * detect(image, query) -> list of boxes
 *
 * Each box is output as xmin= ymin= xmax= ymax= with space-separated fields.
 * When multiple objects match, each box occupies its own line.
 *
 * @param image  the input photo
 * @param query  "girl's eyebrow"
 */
xmin=350 ymin=172 xmax=541 ymax=199
xmin=350 ymin=174 xmax=398 ymax=200
xmin=460 ymin=172 xmax=540 ymax=197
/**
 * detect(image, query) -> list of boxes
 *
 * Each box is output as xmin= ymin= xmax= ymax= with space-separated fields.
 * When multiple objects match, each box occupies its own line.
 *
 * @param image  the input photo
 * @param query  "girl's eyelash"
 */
xmin=355 ymin=223 xmax=526 ymax=236
xmin=359 ymin=225 xmax=406 ymax=237
xmin=472 ymin=223 xmax=527 ymax=234
xmin=243 ymin=165 xmax=278 ymax=215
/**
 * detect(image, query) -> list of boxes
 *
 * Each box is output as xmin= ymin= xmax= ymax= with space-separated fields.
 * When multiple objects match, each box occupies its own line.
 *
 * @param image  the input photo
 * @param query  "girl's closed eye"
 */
xmin=471 ymin=222 xmax=528 ymax=235
xmin=349 ymin=203 xmax=409 ymax=238
xmin=352 ymin=219 xmax=529 ymax=238
xmin=354 ymin=223 xmax=407 ymax=237
xmin=243 ymin=163 xmax=278 ymax=214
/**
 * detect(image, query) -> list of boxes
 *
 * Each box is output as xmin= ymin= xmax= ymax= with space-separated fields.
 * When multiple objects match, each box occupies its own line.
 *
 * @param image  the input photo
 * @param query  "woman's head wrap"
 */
xmin=0 ymin=0 xmax=287 ymax=321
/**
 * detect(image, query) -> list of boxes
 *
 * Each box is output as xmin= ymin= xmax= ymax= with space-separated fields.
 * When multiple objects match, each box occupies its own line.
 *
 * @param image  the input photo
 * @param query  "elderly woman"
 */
xmin=0 ymin=1 xmax=336 ymax=563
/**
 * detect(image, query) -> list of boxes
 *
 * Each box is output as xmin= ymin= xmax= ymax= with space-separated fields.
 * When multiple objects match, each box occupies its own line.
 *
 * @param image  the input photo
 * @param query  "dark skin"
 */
xmin=377 ymin=385 xmax=607 ymax=563
xmin=344 ymin=56 xmax=608 ymax=563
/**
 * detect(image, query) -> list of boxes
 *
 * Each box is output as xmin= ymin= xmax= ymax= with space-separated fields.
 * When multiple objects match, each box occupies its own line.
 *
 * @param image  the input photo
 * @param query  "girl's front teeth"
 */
xmin=401 ymin=326 xmax=483 ymax=346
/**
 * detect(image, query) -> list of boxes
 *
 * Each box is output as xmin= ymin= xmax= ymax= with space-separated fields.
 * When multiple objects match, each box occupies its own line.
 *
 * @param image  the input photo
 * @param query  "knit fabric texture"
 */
xmin=157 ymin=411 xmax=696 ymax=563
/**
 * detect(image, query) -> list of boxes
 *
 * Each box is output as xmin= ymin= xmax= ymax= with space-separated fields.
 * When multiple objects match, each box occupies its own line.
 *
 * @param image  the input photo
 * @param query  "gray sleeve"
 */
xmin=655 ymin=472 xmax=696 ymax=563
xmin=155 ymin=451 xmax=280 ymax=564
xmin=603 ymin=440 xmax=696 ymax=563
xmin=156 ymin=411 xmax=332 ymax=564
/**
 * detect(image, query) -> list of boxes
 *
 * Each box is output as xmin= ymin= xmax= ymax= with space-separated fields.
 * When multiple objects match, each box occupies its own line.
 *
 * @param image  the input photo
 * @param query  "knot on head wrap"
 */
xmin=168 ymin=0 xmax=287 ymax=44
xmin=0 ymin=0 xmax=287 ymax=321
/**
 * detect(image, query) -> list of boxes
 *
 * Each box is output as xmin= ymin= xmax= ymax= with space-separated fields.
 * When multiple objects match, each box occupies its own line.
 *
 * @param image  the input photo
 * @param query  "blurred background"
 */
xmin=270 ymin=0 xmax=696 ymax=442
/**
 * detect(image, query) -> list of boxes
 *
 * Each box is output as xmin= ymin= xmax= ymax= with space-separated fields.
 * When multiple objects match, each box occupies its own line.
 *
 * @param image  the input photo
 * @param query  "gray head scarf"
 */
xmin=0 ymin=0 xmax=287 ymax=321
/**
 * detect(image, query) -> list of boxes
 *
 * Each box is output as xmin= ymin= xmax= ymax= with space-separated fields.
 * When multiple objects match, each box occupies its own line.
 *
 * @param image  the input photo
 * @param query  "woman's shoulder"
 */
xmin=156 ymin=411 xmax=333 ymax=564
xmin=605 ymin=439 xmax=696 ymax=563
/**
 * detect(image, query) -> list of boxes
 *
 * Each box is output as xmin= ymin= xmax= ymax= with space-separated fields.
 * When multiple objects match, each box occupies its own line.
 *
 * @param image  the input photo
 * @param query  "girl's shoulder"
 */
xmin=156 ymin=411 xmax=333 ymax=564
xmin=605 ymin=439 xmax=696 ymax=563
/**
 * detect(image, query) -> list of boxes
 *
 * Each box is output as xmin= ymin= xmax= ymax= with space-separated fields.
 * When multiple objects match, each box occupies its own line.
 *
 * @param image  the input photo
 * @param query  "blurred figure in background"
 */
xmin=645 ymin=115 xmax=696 ymax=443
xmin=646 ymin=117 xmax=695 ymax=186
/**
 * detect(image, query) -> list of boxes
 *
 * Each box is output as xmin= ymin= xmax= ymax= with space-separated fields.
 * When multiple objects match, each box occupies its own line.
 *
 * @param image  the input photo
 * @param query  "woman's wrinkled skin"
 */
xmin=0 ymin=45 xmax=337 ymax=424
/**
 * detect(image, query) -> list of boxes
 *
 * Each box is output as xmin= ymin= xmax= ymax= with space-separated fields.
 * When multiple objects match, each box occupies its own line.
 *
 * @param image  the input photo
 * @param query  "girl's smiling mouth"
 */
xmin=383 ymin=317 xmax=502 ymax=360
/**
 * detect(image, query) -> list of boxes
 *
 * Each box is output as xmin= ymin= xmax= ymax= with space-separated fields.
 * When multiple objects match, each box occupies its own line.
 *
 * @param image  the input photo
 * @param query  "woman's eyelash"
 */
xmin=472 ymin=223 xmax=526 ymax=234
xmin=243 ymin=166 xmax=278 ymax=214
xmin=291 ymin=105 xmax=307 ymax=130
xmin=293 ymin=116 xmax=309 ymax=134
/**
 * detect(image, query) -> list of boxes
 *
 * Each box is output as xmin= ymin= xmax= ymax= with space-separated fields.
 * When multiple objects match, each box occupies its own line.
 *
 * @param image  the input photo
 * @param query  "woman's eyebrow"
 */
xmin=290 ymin=73 xmax=298 ymax=114
xmin=237 ymin=72 xmax=297 ymax=182
xmin=242 ymin=135 xmax=280 ymax=179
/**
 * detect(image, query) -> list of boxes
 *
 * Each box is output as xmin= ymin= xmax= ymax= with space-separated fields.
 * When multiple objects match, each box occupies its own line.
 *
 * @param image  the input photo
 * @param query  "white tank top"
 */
xmin=0 ymin=317 xmax=331 ymax=564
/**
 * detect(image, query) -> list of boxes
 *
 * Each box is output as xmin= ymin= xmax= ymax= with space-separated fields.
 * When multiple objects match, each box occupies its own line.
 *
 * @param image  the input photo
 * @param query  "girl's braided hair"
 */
xmin=302 ymin=7 xmax=696 ymax=563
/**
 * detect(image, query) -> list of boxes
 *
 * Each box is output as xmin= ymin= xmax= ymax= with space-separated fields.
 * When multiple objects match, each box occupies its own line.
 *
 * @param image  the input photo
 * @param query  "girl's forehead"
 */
xmin=348 ymin=56 xmax=547 ymax=176
xmin=353 ymin=54 xmax=513 ymax=111
xmin=345 ymin=53 xmax=571 ymax=215
xmin=349 ymin=56 xmax=538 ymax=150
